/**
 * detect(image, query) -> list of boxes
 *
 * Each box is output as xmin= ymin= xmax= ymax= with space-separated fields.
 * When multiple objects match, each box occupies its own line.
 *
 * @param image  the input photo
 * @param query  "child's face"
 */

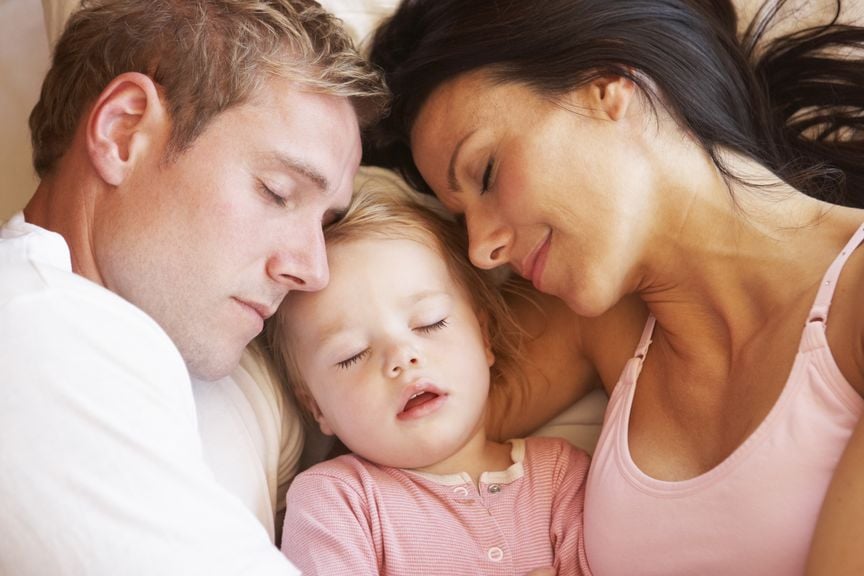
xmin=283 ymin=236 xmax=495 ymax=471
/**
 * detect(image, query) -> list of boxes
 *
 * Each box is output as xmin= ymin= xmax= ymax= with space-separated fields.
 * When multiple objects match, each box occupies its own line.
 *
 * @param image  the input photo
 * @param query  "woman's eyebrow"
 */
xmin=447 ymin=129 xmax=476 ymax=193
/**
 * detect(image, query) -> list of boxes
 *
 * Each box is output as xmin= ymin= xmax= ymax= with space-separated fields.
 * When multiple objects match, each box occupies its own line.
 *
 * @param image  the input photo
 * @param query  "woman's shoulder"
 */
xmin=825 ymin=217 xmax=864 ymax=396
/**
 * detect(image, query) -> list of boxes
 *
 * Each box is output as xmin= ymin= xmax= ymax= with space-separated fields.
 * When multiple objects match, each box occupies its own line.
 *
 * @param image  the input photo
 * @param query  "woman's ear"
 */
xmin=86 ymin=72 xmax=167 ymax=186
xmin=591 ymin=74 xmax=637 ymax=121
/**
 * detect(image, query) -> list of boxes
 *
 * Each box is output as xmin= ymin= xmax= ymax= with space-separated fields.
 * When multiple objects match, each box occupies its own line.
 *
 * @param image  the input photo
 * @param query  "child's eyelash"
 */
xmin=336 ymin=349 xmax=369 ymax=370
xmin=416 ymin=319 xmax=448 ymax=334
xmin=335 ymin=320 xmax=447 ymax=369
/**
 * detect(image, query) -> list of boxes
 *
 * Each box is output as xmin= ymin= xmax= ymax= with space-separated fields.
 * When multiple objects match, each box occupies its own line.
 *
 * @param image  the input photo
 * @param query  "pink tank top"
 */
xmin=584 ymin=224 xmax=864 ymax=576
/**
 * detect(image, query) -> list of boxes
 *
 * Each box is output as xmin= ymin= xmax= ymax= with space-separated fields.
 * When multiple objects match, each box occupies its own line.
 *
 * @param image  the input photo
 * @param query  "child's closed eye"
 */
xmin=336 ymin=348 xmax=370 ymax=370
xmin=415 ymin=319 xmax=448 ymax=334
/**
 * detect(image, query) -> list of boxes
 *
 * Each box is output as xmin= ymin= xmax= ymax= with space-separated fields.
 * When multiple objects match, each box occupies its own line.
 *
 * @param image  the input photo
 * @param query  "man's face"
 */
xmin=95 ymin=76 xmax=362 ymax=380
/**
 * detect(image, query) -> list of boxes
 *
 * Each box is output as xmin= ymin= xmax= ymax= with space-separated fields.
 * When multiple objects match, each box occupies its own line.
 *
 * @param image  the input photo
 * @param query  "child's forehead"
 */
xmin=328 ymin=234 xmax=447 ymax=267
xmin=313 ymin=238 xmax=460 ymax=305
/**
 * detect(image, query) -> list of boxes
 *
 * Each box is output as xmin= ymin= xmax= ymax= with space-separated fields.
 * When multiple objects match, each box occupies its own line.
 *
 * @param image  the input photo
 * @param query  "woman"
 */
xmin=366 ymin=0 xmax=864 ymax=574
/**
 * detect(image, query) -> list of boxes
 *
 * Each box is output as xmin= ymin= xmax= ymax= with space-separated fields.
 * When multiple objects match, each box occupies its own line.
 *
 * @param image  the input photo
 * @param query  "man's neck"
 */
xmin=25 ymin=173 xmax=104 ymax=286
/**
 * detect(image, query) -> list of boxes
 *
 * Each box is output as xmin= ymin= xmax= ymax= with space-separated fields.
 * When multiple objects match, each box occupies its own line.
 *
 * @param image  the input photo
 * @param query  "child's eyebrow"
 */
xmin=312 ymin=318 xmax=351 ymax=347
xmin=407 ymin=289 xmax=451 ymax=306
xmin=313 ymin=291 xmax=453 ymax=344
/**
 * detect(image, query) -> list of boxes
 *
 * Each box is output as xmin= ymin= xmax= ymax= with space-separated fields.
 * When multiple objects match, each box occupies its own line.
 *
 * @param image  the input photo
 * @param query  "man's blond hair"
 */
xmin=30 ymin=0 xmax=387 ymax=176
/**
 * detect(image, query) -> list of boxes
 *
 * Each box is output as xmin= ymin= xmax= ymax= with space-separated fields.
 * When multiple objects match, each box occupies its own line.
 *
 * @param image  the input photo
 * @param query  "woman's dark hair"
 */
xmin=365 ymin=0 xmax=863 ymax=207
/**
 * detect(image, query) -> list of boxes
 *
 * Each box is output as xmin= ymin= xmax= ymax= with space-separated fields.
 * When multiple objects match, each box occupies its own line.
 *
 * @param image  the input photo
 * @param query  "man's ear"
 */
xmin=86 ymin=72 xmax=166 ymax=186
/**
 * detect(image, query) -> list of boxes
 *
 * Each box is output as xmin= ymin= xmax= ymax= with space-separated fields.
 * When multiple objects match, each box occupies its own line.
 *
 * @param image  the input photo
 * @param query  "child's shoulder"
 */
xmin=520 ymin=436 xmax=591 ymax=470
xmin=288 ymin=453 xmax=397 ymax=502
xmin=299 ymin=452 xmax=373 ymax=476
xmin=295 ymin=452 xmax=411 ymax=487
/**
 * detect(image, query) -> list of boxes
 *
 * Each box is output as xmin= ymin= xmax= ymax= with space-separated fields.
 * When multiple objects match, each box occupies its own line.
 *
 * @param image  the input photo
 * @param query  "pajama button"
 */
xmin=487 ymin=547 xmax=504 ymax=562
xmin=453 ymin=486 xmax=469 ymax=496
xmin=488 ymin=484 xmax=501 ymax=493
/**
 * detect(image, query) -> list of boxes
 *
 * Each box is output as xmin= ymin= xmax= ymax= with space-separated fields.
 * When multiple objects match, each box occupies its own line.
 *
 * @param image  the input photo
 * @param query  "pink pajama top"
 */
xmin=282 ymin=437 xmax=591 ymax=575
xmin=584 ymin=223 xmax=864 ymax=575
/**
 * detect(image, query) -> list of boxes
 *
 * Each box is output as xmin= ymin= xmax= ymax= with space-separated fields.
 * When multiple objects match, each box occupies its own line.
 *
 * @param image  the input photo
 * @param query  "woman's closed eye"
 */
xmin=336 ymin=348 xmax=369 ymax=370
xmin=481 ymin=158 xmax=495 ymax=194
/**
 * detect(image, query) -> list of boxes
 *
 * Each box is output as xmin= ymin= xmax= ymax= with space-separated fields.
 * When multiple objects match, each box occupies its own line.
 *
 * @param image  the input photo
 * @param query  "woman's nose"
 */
xmin=465 ymin=209 xmax=513 ymax=270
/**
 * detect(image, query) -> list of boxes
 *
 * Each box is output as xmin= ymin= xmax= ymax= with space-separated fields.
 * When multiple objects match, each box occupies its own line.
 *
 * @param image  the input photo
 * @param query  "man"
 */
xmin=0 ymin=1 xmax=386 ymax=573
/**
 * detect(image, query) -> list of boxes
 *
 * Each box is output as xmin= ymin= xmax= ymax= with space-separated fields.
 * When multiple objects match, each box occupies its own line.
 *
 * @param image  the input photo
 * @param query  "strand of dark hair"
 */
xmin=363 ymin=0 xmax=864 ymax=208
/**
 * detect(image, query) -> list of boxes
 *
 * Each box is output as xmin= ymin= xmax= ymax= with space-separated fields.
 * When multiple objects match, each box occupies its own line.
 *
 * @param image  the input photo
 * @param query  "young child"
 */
xmin=267 ymin=178 xmax=591 ymax=576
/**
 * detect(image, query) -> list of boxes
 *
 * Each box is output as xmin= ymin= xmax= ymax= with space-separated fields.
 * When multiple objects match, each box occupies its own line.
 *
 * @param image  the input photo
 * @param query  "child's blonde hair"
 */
xmin=264 ymin=170 xmax=530 ymax=434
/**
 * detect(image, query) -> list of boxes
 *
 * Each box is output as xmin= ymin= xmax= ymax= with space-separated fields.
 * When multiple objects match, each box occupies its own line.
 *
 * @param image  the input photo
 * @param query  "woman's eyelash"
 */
xmin=481 ymin=159 xmax=494 ymax=193
xmin=336 ymin=349 xmax=369 ymax=370
xmin=417 ymin=318 xmax=448 ymax=334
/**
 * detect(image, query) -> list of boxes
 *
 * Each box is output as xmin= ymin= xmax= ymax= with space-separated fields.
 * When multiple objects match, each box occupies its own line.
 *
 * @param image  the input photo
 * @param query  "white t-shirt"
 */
xmin=192 ymin=342 xmax=305 ymax=543
xmin=0 ymin=213 xmax=298 ymax=575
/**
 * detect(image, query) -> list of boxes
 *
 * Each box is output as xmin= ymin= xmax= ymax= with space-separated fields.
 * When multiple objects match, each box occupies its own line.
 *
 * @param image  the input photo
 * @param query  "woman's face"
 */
xmin=411 ymin=71 xmax=655 ymax=316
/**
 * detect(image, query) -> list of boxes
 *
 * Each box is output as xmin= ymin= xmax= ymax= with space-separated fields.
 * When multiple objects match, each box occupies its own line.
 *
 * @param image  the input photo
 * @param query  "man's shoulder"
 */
xmin=0 ymin=236 xmax=189 ymax=405
xmin=1 ymin=220 xmax=178 ymax=357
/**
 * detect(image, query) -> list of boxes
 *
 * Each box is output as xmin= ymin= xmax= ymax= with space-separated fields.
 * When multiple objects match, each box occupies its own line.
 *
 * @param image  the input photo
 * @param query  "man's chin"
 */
xmin=184 ymin=344 xmax=245 ymax=383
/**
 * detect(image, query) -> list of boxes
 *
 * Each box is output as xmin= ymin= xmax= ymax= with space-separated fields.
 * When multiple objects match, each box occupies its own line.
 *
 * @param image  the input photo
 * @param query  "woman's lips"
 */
xmin=520 ymin=231 xmax=552 ymax=290
xmin=530 ymin=235 xmax=551 ymax=290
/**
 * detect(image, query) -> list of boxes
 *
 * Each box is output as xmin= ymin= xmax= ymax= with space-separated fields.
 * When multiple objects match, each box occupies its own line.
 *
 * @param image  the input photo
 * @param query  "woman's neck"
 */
xmin=638 ymin=149 xmax=862 ymax=370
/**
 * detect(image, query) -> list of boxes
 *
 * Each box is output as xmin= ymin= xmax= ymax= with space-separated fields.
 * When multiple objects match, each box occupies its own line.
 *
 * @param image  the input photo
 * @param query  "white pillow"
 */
xmin=39 ymin=1 xmax=397 ymax=48
xmin=318 ymin=0 xmax=399 ymax=47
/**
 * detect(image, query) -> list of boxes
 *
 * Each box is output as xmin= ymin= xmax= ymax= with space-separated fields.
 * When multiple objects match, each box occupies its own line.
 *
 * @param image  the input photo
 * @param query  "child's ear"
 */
xmin=311 ymin=402 xmax=335 ymax=437
xmin=476 ymin=309 xmax=496 ymax=367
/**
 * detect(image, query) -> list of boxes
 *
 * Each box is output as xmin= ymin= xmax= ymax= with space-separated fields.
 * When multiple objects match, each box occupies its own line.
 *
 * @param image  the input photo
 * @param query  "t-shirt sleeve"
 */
xmin=281 ymin=465 xmax=381 ymax=575
xmin=549 ymin=441 xmax=592 ymax=576
xmin=0 ymin=284 xmax=297 ymax=575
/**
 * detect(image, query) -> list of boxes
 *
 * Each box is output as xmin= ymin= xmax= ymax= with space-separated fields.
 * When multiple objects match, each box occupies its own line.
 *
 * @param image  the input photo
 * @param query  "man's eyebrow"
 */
xmin=261 ymin=152 xmax=329 ymax=192
xmin=447 ymin=130 xmax=476 ymax=193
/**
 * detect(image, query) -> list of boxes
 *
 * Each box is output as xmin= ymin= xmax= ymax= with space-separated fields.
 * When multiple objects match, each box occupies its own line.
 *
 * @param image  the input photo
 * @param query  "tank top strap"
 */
xmin=634 ymin=315 xmax=657 ymax=359
xmin=807 ymin=223 xmax=864 ymax=324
